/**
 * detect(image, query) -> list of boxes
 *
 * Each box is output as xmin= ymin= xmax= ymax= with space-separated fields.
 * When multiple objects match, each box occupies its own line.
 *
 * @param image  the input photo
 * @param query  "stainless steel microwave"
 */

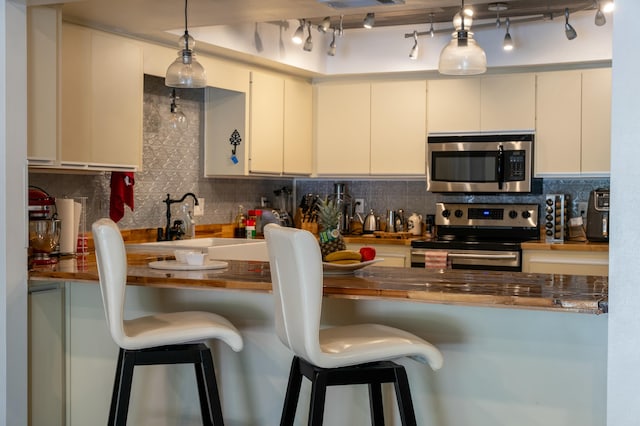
xmin=426 ymin=133 xmax=534 ymax=193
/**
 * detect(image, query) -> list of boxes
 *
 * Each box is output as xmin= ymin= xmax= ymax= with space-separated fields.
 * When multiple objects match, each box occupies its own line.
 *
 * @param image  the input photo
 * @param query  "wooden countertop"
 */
xmin=521 ymin=240 xmax=609 ymax=251
xmin=29 ymin=253 xmax=608 ymax=315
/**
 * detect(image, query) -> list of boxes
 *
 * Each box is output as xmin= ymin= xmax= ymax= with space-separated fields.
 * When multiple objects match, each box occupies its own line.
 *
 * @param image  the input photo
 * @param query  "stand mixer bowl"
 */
xmin=29 ymin=219 xmax=61 ymax=264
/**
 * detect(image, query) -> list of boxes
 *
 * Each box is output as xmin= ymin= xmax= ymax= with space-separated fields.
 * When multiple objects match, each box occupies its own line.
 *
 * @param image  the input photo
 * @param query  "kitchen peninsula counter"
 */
xmin=29 ymin=253 xmax=608 ymax=314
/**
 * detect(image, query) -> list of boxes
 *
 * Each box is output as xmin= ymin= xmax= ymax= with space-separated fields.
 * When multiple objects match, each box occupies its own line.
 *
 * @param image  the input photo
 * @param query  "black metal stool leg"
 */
xmin=109 ymin=349 xmax=136 ymax=426
xmin=393 ymin=367 xmax=417 ymax=426
xmin=368 ymin=382 xmax=385 ymax=426
xmin=198 ymin=347 xmax=224 ymax=426
xmin=280 ymin=357 xmax=304 ymax=426
xmin=308 ymin=371 xmax=328 ymax=426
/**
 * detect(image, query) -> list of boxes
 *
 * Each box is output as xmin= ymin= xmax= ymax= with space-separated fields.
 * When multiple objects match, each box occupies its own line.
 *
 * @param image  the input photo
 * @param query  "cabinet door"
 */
xmin=427 ymin=78 xmax=481 ymax=133
xmin=522 ymin=250 xmax=608 ymax=275
xmin=90 ymin=32 xmax=143 ymax=168
xmin=345 ymin=243 xmax=411 ymax=268
xmin=481 ymin=73 xmax=535 ymax=132
xmin=61 ymin=24 xmax=92 ymax=164
xmin=283 ymin=78 xmax=312 ymax=175
xmin=61 ymin=24 xmax=142 ymax=169
xmin=27 ymin=6 xmax=59 ymax=165
xmin=370 ymin=80 xmax=426 ymax=175
xmin=249 ymin=71 xmax=284 ymax=174
xmin=315 ymin=82 xmax=371 ymax=175
xmin=581 ymin=68 xmax=611 ymax=175
xmin=535 ymin=70 xmax=582 ymax=175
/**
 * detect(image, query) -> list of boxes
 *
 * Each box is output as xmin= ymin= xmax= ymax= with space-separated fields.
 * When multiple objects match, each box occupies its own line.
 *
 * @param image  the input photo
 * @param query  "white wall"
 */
xmin=607 ymin=0 xmax=640 ymax=424
xmin=0 ymin=1 xmax=28 ymax=425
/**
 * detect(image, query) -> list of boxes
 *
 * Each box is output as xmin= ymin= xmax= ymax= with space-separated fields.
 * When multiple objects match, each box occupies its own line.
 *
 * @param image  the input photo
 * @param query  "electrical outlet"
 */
xmin=194 ymin=198 xmax=205 ymax=216
xmin=578 ymin=202 xmax=588 ymax=221
xmin=354 ymin=198 xmax=365 ymax=214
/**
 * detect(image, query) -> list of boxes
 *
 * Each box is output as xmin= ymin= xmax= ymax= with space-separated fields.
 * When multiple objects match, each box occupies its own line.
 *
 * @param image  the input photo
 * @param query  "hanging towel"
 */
xmin=424 ymin=250 xmax=451 ymax=269
xmin=109 ymin=172 xmax=135 ymax=222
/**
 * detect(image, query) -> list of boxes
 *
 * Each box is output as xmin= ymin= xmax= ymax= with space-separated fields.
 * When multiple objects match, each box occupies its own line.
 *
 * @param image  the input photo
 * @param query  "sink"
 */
xmin=126 ymin=238 xmax=269 ymax=262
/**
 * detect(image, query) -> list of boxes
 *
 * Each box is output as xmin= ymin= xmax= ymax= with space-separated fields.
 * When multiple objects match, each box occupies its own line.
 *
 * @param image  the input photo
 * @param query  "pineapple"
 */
xmin=316 ymin=197 xmax=346 ymax=260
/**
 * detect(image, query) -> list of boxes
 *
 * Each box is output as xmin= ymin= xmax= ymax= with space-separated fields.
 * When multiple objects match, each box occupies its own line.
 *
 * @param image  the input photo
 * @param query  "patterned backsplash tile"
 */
xmin=29 ymin=74 xmax=609 ymax=233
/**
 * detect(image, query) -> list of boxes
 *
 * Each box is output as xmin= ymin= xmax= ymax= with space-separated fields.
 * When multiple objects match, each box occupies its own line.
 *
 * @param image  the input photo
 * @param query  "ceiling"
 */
xmin=58 ymin=0 xmax=602 ymax=42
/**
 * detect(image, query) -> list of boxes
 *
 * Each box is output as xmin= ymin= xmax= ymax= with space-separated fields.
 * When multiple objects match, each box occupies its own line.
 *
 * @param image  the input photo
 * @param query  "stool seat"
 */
xmin=264 ymin=224 xmax=443 ymax=425
xmin=318 ymin=323 xmax=442 ymax=369
xmin=92 ymin=218 xmax=243 ymax=425
xmin=122 ymin=311 xmax=243 ymax=351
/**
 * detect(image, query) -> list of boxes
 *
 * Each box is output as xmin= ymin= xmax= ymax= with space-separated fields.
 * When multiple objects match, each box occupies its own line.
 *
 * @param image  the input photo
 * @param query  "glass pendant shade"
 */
xmin=438 ymin=31 xmax=486 ymax=75
xmin=166 ymin=48 xmax=207 ymax=88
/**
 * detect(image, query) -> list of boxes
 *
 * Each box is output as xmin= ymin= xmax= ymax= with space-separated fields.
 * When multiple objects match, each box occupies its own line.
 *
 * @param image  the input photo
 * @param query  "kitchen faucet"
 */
xmin=159 ymin=193 xmax=199 ymax=241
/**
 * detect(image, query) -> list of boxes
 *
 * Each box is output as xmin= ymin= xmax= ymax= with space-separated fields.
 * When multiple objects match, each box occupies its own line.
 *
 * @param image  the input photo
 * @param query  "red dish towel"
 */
xmin=109 ymin=172 xmax=135 ymax=222
xmin=424 ymin=251 xmax=451 ymax=269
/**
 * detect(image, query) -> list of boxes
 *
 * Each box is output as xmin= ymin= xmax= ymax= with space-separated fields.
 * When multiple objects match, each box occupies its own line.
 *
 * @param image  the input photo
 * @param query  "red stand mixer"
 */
xmin=28 ymin=186 xmax=61 ymax=265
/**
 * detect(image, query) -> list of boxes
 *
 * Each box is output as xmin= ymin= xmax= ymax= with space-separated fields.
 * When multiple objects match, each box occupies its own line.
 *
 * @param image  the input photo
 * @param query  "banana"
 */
xmin=328 ymin=259 xmax=361 ymax=265
xmin=324 ymin=250 xmax=362 ymax=262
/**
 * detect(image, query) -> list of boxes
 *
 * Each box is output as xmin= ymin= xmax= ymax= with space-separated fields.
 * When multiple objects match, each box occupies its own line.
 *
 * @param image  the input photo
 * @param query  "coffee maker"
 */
xmin=28 ymin=186 xmax=61 ymax=264
xmin=586 ymin=188 xmax=609 ymax=242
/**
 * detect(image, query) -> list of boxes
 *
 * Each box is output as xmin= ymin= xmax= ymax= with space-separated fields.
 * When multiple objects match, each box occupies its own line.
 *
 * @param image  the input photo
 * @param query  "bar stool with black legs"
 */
xmin=264 ymin=224 xmax=443 ymax=426
xmin=92 ymin=218 xmax=243 ymax=426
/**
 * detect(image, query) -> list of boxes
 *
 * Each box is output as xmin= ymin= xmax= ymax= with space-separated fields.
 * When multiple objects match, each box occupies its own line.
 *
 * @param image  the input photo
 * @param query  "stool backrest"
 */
xmin=264 ymin=224 xmax=323 ymax=364
xmin=92 ymin=218 xmax=128 ymax=348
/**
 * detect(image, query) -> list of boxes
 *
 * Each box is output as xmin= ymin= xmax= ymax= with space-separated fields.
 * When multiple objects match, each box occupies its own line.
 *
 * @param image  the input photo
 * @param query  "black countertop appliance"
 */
xmin=586 ymin=188 xmax=610 ymax=242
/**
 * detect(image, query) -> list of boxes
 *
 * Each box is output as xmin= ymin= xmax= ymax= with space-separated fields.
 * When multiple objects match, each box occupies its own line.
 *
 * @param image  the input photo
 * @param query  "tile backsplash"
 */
xmin=29 ymin=74 xmax=609 ymax=232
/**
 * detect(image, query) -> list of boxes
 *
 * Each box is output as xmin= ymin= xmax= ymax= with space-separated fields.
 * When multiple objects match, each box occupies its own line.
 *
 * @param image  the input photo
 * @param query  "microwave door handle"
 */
xmin=496 ymin=145 xmax=505 ymax=189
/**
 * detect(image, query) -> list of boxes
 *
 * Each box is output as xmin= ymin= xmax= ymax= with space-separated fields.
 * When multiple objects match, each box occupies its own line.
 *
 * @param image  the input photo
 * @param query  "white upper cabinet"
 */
xmin=581 ymin=68 xmax=612 ymax=175
xmin=535 ymin=68 xmax=611 ymax=177
xmin=315 ymin=80 xmax=426 ymax=177
xmin=370 ymin=80 xmax=427 ymax=175
xmin=249 ymin=71 xmax=285 ymax=174
xmin=427 ymin=74 xmax=535 ymax=134
xmin=61 ymin=24 xmax=143 ymax=170
xmin=315 ymin=82 xmax=371 ymax=175
xmin=283 ymin=78 xmax=313 ymax=175
xmin=27 ymin=6 xmax=60 ymax=166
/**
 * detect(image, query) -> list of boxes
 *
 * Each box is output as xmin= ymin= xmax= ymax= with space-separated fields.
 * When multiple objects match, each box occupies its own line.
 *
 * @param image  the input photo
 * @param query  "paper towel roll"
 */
xmin=58 ymin=198 xmax=76 ymax=254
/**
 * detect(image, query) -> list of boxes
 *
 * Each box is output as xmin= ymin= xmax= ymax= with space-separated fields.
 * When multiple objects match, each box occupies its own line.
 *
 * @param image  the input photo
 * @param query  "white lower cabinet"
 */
xmin=522 ymin=249 xmax=609 ymax=275
xmin=345 ymin=243 xmax=411 ymax=268
xmin=29 ymin=283 xmax=65 ymax=426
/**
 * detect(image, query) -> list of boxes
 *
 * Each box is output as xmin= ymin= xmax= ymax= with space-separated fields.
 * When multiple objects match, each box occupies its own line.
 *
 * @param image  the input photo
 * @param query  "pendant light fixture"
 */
xmin=564 ymin=8 xmax=577 ymax=40
xmin=169 ymin=89 xmax=188 ymax=130
xmin=503 ymin=18 xmax=514 ymax=51
xmin=594 ymin=1 xmax=606 ymax=26
xmin=438 ymin=0 xmax=486 ymax=75
xmin=165 ymin=0 xmax=206 ymax=88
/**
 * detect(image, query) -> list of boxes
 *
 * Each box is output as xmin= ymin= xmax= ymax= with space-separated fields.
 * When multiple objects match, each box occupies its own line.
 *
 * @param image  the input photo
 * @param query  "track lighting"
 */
xmin=318 ymin=16 xmax=331 ymax=33
xmin=363 ymin=12 xmax=375 ymax=29
xmin=564 ymin=8 xmax=577 ymax=40
xmin=438 ymin=0 xmax=486 ymax=75
xmin=165 ymin=0 xmax=206 ymax=88
xmin=594 ymin=1 xmax=606 ymax=26
xmin=292 ymin=19 xmax=305 ymax=44
xmin=409 ymin=30 xmax=418 ymax=60
xmin=328 ymin=29 xmax=337 ymax=56
xmin=429 ymin=13 xmax=435 ymax=37
xmin=489 ymin=2 xmax=508 ymax=28
xmin=338 ymin=15 xmax=344 ymax=36
xmin=303 ymin=22 xmax=313 ymax=52
xmin=503 ymin=18 xmax=513 ymax=51
xmin=169 ymin=89 xmax=187 ymax=130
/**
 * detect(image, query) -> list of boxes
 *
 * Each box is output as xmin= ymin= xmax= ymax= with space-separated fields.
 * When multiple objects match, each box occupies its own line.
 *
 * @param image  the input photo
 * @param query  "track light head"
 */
xmin=292 ymin=19 xmax=305 ymax=44
xmin=564 ymin=8 xmax=577 ymax=40
xmin=363 ymin=12 xmax=375 ymax=29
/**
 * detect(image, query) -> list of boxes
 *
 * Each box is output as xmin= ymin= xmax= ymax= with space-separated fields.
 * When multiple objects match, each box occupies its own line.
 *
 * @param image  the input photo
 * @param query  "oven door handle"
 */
xmin=447 ymin=253 xmax=518 ymax=260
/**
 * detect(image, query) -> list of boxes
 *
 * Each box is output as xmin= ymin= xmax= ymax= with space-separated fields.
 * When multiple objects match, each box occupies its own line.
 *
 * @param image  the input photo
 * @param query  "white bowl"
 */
xmin=174 ymin=249 xmax=192 ymax=263
xmin=185 ymin=252 xmax=207 ymax=266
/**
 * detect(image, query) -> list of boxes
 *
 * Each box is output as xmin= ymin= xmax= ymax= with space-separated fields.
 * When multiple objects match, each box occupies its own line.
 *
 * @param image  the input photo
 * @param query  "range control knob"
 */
xmin=522 ymin=210 xmax=531 ymax=219
xmin=454 ymin=209 xmax=464 ymax=218
xmin=508 ymin=210 xmax=518 ymax=219
xmin=441 ymin=209 xmax=451 ymax=218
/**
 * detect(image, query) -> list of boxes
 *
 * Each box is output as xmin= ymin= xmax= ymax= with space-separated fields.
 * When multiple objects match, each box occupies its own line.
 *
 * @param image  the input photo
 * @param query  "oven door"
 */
xmin=426 ymin=134 xmax=533 ymax=193
xmin=411 ymin=248 xmax=521 ymax=271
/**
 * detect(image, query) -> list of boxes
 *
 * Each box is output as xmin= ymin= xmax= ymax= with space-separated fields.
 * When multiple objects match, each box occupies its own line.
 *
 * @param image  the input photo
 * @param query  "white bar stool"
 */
xmin=92 ymin=218 xmax=243 ymax=425
xmin=263 ymin=224 xmax=443 ymax=426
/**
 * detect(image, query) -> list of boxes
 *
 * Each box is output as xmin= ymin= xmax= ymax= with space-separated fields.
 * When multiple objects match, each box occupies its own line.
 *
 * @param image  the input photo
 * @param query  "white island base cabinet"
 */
xmin=345 ymin=243 xmax=411 ymax=268
xmin=29 ymin=281 xmax=606 ymax=426
xmin=522 ymin=250 xmax=609 ymax=275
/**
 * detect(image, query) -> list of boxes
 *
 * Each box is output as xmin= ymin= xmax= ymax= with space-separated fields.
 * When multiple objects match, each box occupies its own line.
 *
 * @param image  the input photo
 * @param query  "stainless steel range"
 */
xmin=411 ymin=202 xmax=540 ymax=271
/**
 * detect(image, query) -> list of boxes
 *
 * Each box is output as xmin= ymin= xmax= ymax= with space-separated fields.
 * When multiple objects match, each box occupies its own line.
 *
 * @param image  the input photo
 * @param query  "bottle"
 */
xmin=234 ymin=205 xmax=246 ymax=238
xmin=246 ymin=218 xmax=256 ymax=239
xmin=181 ymin=203 xmax=195 ymax=239
xmin=255 ymin=209 xmax=263 ymax=237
